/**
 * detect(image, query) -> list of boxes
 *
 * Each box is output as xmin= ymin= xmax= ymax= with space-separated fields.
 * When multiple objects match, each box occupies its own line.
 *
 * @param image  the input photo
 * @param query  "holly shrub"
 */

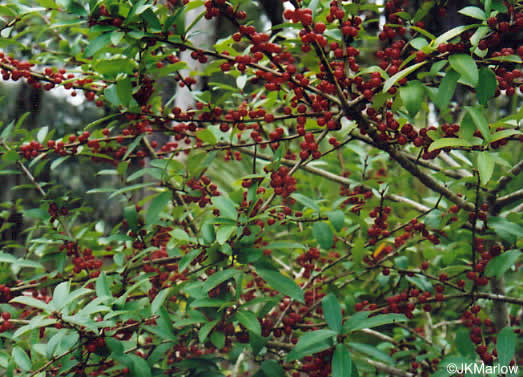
xmin=0 ymin=0 xmax=521 ymax=376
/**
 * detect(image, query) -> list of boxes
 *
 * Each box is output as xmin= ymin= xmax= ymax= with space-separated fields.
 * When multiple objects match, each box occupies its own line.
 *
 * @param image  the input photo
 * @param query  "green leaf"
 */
xmin=410 ymin=37 xmax=428 ymax=50
xmin=313 ymin=221 xmax=334 ymax=249
xmin=96 ymin=272 xmax=110 ymax=298
xmin=212 ymin=196 xmax=237 ymax=219
xmin=106 ymin=337 xmax=124 ymax=355
xmin=235 ymin=310 xmax=261 ymax=335
xmin=145 ymin=191 xmax=171 ymax=225
xmin=0 ymin=120 xmax=15 ymax=140
xmin=448 ymin=54 xmax=478 ymax=87
xmin=399 ymin=80 xmax=424 ymax=117
xmin=465 ymin=106 xmax=490 ymax=141
xmin=179 ymin=249 xmax=201 ymax=272
xmin=3 ymin=150 xmax=19 ymax=162
xmin=435 ymin=70 xmax=459 ymax=110
xmin=382 ymin=61 xmax=427 ymax=92
xmin=327 ymin=210 xmax=345 ymax=232
xmin=201 ymin=223 xmax=216 ymax=244
xmin=108 ymin=182 xmax=155 ymax=199
xmin=332 ymin=344 xmax=352 ymax=377
xmin=202 ymin=269 xmax=239 ymax=292
xmin=51 ymin=281 xmax=70 ymax=310
xmin=489 ymin=129 xmax=522 ymax=143
xmin=210 ymin=330 xmax=225 ymax=349
xmin=458 ymin=6 xmax=486 ymax=20
xmin=152 ymin=288 xmax=172 ymax=314
xmin=216 ymin=224 xmax=236 ymax=244
xmin=477 ymin=153 xmax=494 ymax=185
xmin=261 ymin=360 xmax=285 ymax=377
xmin=196 ymin=129 xmax=217 ymax=145
xmin=36 ymin=126 xmax=49 ymax=143
xmin=485 ymin=250 xmax=521 ymax=278
xmin=95 ymin=58 xmax=135 ymax=77
xmin=13 ymin=316 xmax=57 ymax=339
xmin=476 ymin=67 xmax=497 ymax=105
xmin=487 ymin=54 xmax=522 ymax=63
xmin=344 ymin=313 xmax=407 ymax=333
xmin=236 ymin=75 xmax=247 ymax=90
xmin=10 ymin=296 xmax=50 ymax=311
xmin=497 ymin=327 xmax=517 ymax=366
xmin=348 ymin=342 xmax=395 ymax=364
xmin=484 ymin=0 xmax=492 ymax=14
xmin=265 ymin=241 xmax=306 ymax=250
xmin=309 ymin=0 xmax=320 ymax=18
xmin=134 ymin=0 xmax=152 ymax=16
xmin=199 ymin=319 xmax=219 ymax=343
xmin=124 ymin=205 xmax=138 ymax=230
xmin=322 ymin=293 xmax=343 ymax=333
xmin=0 ymin=252 xmax=16 ymax=263
xmin=116 ymin=78 xmax=133 ymax=107
xmin=455 ymin=328 xmax=475 ymax=357
xmin=12 ymin=347 xmax=32 ymax=371
xmin=291 ymin=193 xmax=320 ymax=212
xmin=256 ymin=268 xmax=304 ymax=303
xmin=129 ymin=354 xmax=152 ymax=377
xmin=470 ymin=26 xmax=489 ymax=48
xmin=104 ymin=84 xmax=121 ymax=107
xmin=428 ymin=138 xmax=474 ymax=152
xmin=85 ymin=32 xmax=111 ymax=57
xmin=286 ymin=329 xmax=337 ymax=362
xmin=433 ymin=25 xmax=477 ymax=47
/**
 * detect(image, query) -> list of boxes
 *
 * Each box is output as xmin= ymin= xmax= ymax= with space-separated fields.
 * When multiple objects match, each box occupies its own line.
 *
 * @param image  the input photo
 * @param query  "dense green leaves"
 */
xmin=235 ymin=310 xmax=261 ymax=335
xmin=448 ymin=54 xmax=478 ymax=86
xmin=0 ymin=1 xmax=521 ymax=377
xmin=145 ymin=191 xmax=171 ymax=225
xmin=343 ymin=313 xmax=407 ymax=333
xmin=400 ymin=80 xmax=424 ymax=117
xmin=322 ymin=293 xmax=343 ymax=333
xmin=485 ymin=250 xmax=521 ymax=278
xmin=435 ymin=70 xmax=459 ymax=110
xmin=332 ymin=344 xmax=352 ymax=377
xmin=313 ymin=221 xmax=334 ymax=249
xmin=465 ymin=106 xmax=490 ymax=141
xmin=256 ymin=268 xmax=304 ymax=303
xmin=382 ymin=61 xmax=427 ymax=92
xmin=497 ymin=327 xmax=517 ymax=366
xmin=477 ymin=153 xmax=495 ymax=185
xmin=476 ymin=67 xmax=497 ymax=105
xmin=286 ymin=330 xmax=337 ymax=362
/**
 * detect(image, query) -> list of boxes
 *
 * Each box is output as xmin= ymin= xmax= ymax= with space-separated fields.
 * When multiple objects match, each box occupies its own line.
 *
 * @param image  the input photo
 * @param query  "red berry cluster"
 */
xmin=367 ymin=205 xmax=392 ymax=243
xmin=183 ymin=175 xmax=219 ymax=208
xmin=19 ymin=141 xmax=43 ymax=159
xmin=0 ymin=284 xmax=12 ymax=303
xmin=394 ymin=218 xmax=440 ymax=248
xmin=60 ymin=242 xmax=102 ymax=277
xmin=85 ymin=337 xmax=106 ymax=354
xmin=47 ymin=202 xmax=69 ymax=221
xmin=494 ymin=66 xmax=522 ymax=97
xmin=203 ymin=0 xmax=246 ymax=21
xmin=269 ymin=166 xmax=296 ymax=198
xmin=461 ymin=306 xmax=499 ymax=363
xmin=296 ymin=247 xmax=321 ymax=279
xmin=1 ymin=52 xmax=99 ymax=97
xmin=0 ymin=312 xmax=13 ymax=333
xmin=468 ymin=203 xmax=490 ymax=223
xmin=298 ymin=132 xmax=321 ymax=160
xmin=463 ymin=238 xmax=502 ymax=287
xmin=339 ymin=183 xmax=373 ymax=213
xmin=298 ymin=349 xmax=333 ymax=377
xmin=284 ymin=7 xmax=313 ymax=27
